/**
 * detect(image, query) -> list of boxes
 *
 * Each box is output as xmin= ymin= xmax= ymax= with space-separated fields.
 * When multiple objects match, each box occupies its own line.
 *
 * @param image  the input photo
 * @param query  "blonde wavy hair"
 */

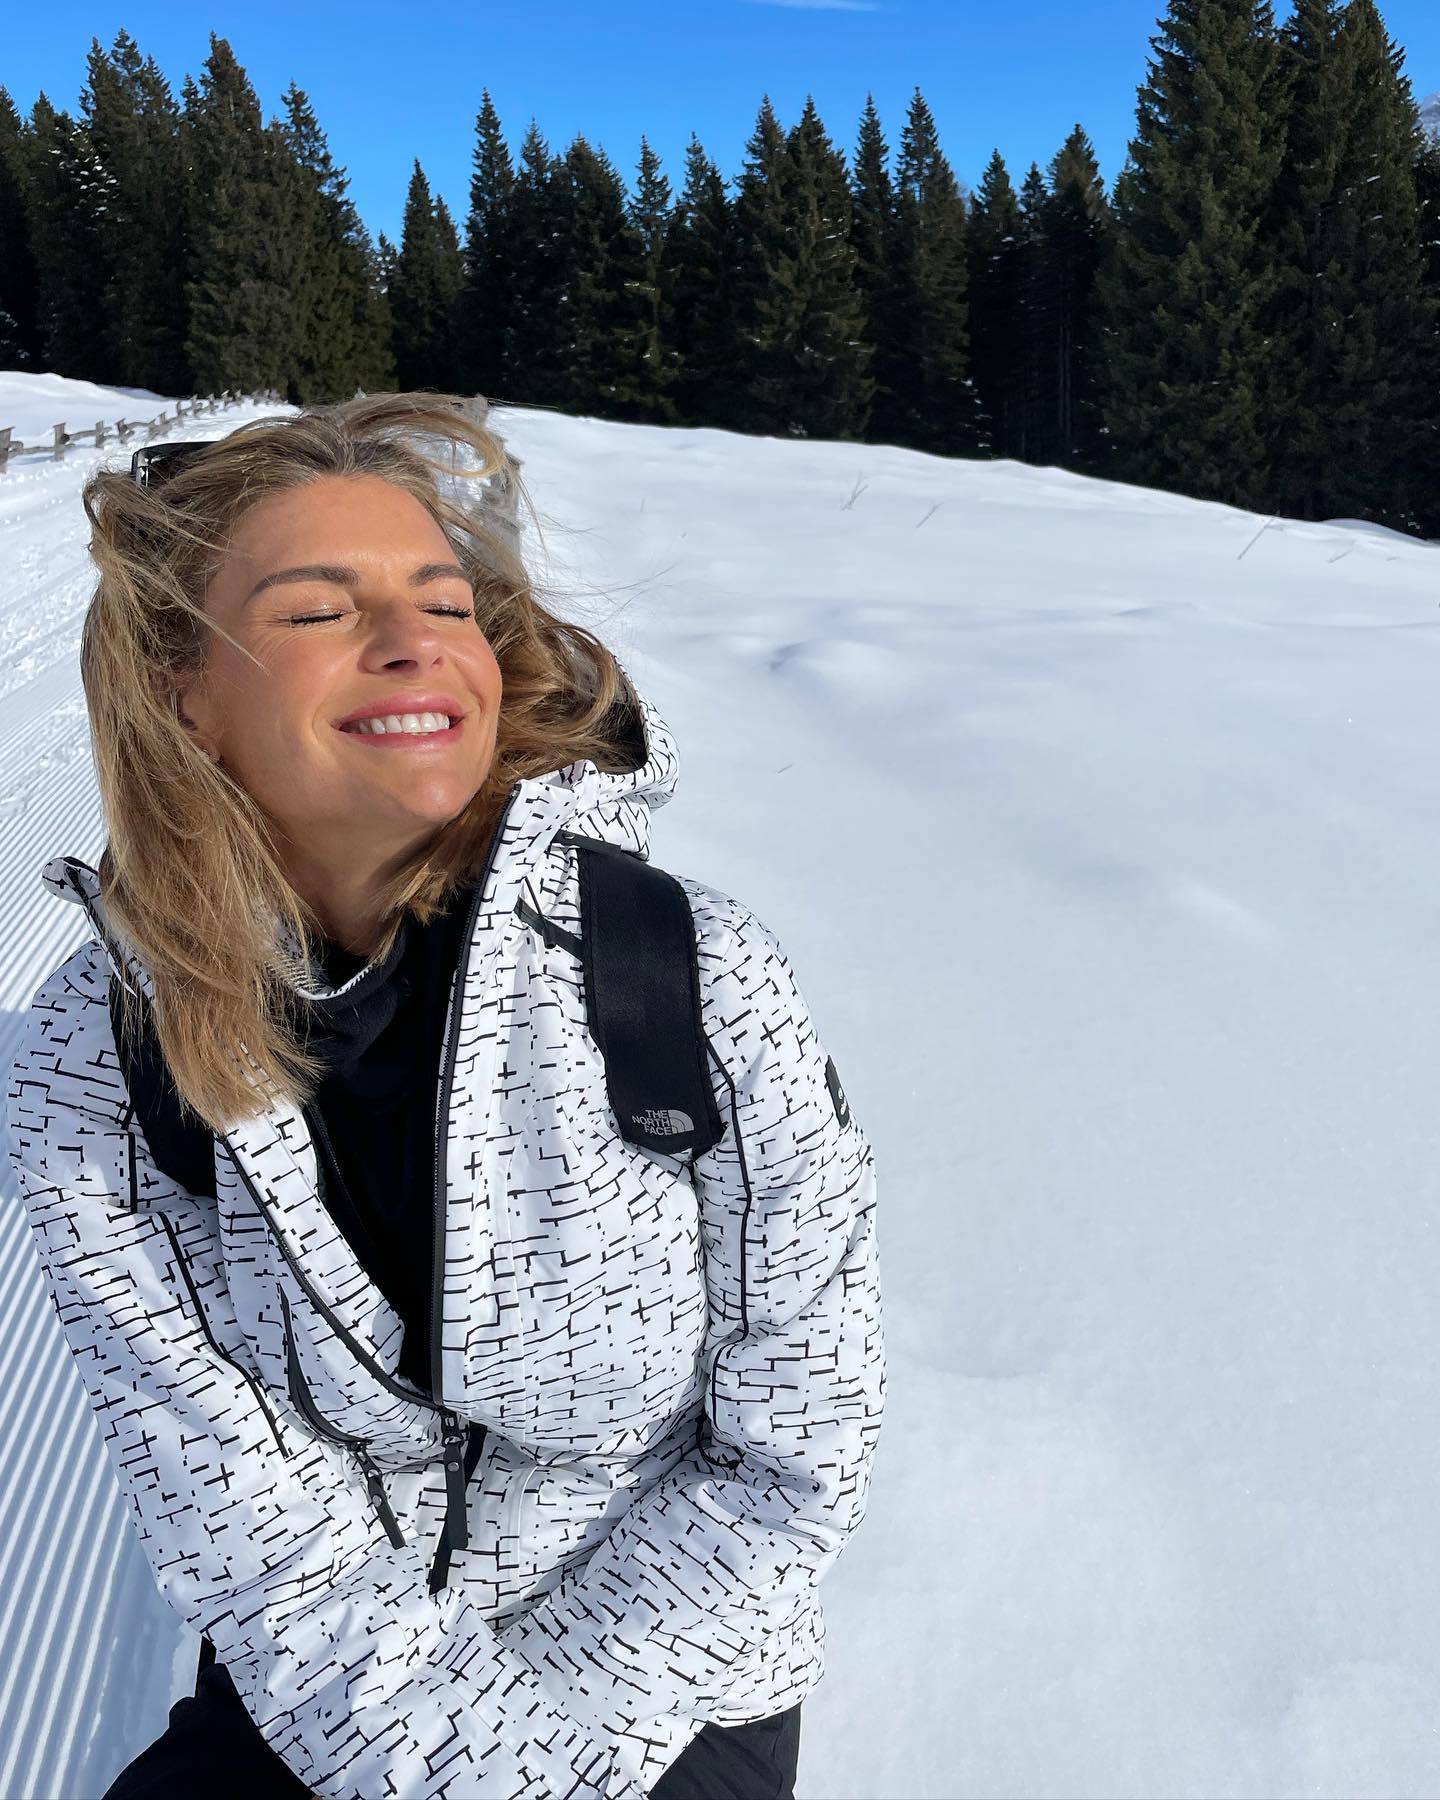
xmin=81 ymin=390 xmax=643 ymax=1137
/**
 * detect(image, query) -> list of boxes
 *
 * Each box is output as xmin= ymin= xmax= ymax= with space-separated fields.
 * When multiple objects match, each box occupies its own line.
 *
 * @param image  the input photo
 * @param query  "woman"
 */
xmin=5 ymin=393 xmax=885 ymax=1799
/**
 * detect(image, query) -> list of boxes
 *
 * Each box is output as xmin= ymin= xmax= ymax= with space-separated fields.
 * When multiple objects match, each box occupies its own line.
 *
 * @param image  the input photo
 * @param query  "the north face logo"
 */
xmin=631 ymin=1107 xmax=694 ymax=1138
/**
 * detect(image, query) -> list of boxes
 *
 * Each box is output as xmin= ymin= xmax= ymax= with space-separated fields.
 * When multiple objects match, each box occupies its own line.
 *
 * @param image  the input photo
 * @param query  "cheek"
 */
xmin=224 ymin=645 xmax=338 ymax=760
xmin=469 ymin=641 xmax=504 ymax=709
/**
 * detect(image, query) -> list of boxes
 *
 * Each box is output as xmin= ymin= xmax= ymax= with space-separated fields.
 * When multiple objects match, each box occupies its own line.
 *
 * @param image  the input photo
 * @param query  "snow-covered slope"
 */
xmin=0 ymin=373 xmax=179 ymax=446
xmin=2 ymin=369 xmax=1438 ymax=1798
xmin=1421 ymin=88 xmax=1440 ymax=140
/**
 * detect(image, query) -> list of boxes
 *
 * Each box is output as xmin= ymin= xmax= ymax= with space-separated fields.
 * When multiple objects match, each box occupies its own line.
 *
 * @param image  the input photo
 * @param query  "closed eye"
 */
xmin=290 ymin=606 xmax=476 ymax=625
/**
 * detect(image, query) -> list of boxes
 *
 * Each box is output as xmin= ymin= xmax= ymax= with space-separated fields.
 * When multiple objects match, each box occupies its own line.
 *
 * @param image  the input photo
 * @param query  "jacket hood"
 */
xmin=41 ymin=677 xmax=680 ymax=1003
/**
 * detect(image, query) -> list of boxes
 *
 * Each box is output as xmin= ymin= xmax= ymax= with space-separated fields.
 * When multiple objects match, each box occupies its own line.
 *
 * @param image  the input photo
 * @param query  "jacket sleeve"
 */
xmin=3 ymin=943 xmax=649 ymax=1800
xmin=496 ymin=888 xmax=887 ymax=1791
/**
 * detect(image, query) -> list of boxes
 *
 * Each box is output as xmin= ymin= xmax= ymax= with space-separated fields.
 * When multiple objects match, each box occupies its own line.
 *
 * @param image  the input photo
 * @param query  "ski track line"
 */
xmin=0 ymin=760 xmax=101 ymax=895
xmin=0 ymin=755 xmax=102 ymax=914
xmin=0 ymin=1315 xmax=132 ymax=1799
xmin=4 ymin=1470 xmax=121 ymax=1800
xmin=0 ymin=1272 xmax=114 ymax=1663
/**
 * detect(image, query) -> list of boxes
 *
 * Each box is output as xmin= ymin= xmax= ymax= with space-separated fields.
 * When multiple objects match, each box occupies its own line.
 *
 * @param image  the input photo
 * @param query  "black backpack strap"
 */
xmin=553 ymin=831 xmax=725 ymax=1161
xmin=107 ymin=977 xmax=217 ymax=1205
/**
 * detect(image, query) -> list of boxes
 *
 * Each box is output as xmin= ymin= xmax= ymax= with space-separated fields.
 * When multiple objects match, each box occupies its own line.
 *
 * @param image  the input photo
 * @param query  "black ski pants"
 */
xmin=102 ymin=1657 xmax=804 ymax=1799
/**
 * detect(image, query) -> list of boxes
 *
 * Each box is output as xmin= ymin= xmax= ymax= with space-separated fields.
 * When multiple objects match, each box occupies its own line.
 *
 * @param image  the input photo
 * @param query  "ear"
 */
xmin=168 ymin=668 xmax=222 ymax=763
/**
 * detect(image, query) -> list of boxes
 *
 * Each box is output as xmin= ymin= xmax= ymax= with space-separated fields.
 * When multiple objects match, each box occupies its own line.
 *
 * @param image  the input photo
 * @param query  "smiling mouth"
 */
xmin=337 ymin=714 xmax=464 ymax=744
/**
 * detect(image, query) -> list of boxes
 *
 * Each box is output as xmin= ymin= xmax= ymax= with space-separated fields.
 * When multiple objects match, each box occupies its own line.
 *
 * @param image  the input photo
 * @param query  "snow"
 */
xmin=2 ymin=368 xmax=1440 ymax=1798
xmin=0 ymin=373 xmax=180 ymax=448
xmin=1422 ymin=89 xmax=1440 ymax=142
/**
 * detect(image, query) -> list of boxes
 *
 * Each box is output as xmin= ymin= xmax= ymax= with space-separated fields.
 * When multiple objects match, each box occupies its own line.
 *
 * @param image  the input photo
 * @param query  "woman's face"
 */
xmin=177 ymin=473 xmax=503 ymax=888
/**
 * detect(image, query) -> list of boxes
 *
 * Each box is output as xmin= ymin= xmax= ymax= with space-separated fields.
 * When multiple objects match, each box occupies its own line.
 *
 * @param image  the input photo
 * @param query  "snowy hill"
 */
xmin=1421 ymin=88 xmax=1440 ymax=140
xmin=2 ymin=370 xmax=1439 ymax=1798
xmin=0 ymin=372 xmax=182 ymax=443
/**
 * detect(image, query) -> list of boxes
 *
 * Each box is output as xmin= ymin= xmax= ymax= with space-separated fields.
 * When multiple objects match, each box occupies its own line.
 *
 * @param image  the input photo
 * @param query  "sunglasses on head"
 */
xmin=130 ymin=440 xmax=223 ymax=489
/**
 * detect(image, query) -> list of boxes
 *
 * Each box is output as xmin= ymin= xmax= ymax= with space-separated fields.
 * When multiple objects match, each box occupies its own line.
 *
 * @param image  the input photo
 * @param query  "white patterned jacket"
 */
xmin=4 ymin=684 xmax=885 ymax=1799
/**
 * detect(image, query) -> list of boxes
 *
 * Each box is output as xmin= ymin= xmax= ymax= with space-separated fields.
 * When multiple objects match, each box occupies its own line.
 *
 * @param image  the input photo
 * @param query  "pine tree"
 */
xmin=891 ymin=88 xmax=988 ymax=456
xmin=348 ymin=223 xmax=398 ymax=396
xmin=80 ymin=34 xmax=190 ymax=393
xmin=729 ymin=96 xmax=796 ymax=435
xmin=23 ymin=93 xmax=115 ymax=381
xmin=661 ymin=134 xmax=738 ymax=427
xmin=1015 ymin=164 xmax=1053 ymax=464
xmin=264 ymin=118 xmax=321 ymax=404
xmin=774 ymin=97 xmax=873 ymax=439
xmin=0 ymin=88 xmax=40 ymax=370
xmin=967 ymin=151 xmax=1024 ymax=457
xmin=281 ymin=83 xmax=390 ymax=402
xmin=377 ymin=231 xmax=398 ymax=293
xmin=850 ymin=95 xmax=907 ymax=447
xmin=1090 ymin=0 xmax=1286 ymax=510
xmin=553 ymin=135 xmax=652 ymax=421
xmin=182 ymin=36 xmax=301 ymax=394
xmin=1043 ymin=127 xmax=1109 ymax=471
xmin=1415 ymin=124 xmax=1440 ymax=535
xmin=1416 ymin=119 xmax=1440 ymax=288
xmin=1261 ymin=0 xmax=1360 ymax=515
xmin=433 ymin=192 xmax=464 ymax=389
xmin=457 ymin=91 xmax=516 ymax=403
xmin=627 ymin=137 xmax=681 ymax=422
xmin=1262 ymin=0 xmax=1438 ymax=530
xmin=1345 ymin=1 xmax=1439 ymax=534
xmin=503 ymin=122 xmax=570 ymax=408
xmin=390 ymin=161 xmax=455 ymax=392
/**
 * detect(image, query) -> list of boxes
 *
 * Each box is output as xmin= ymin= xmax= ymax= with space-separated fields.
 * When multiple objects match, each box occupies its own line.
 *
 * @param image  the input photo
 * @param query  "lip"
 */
xmin=334 ymin=693 xmax=465 ymax=729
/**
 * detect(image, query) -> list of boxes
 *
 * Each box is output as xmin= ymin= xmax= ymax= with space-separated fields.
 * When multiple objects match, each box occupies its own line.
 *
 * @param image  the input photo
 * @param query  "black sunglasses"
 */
xmin=130 ymin=440 xmax=223 ymax=489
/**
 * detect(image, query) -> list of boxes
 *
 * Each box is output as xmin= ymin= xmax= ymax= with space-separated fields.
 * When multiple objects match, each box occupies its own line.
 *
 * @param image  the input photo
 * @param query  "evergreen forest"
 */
xmin=2 ymin=2 xmax=1438 ymax=536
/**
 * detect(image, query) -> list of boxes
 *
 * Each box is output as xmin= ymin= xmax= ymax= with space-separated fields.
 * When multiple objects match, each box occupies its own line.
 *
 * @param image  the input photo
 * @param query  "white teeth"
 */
xmin=346 ymin=711 xmax=452 ymax=736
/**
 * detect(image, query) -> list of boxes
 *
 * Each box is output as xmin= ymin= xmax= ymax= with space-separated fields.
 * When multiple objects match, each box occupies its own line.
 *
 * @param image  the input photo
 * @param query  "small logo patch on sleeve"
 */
xmin=824 ymin=1055 xmax=851 ymax=1127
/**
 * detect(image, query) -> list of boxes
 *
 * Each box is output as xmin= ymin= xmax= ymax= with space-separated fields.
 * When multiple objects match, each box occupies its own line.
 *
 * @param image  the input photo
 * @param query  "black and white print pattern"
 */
xmin=5 ymin=683 xmax=886 ymax=1799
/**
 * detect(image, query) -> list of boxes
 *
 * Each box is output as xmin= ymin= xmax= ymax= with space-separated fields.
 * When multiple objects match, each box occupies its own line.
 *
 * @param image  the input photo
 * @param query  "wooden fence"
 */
xmin=0 ymin=387 xmax=523 ymax=542
xmin=0 ymin=388 xmax=282 ymax=473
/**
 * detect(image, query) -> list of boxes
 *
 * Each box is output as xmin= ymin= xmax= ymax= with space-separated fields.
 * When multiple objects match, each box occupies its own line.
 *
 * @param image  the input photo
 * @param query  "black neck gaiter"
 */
xmin=286 ymin=890 xmax=476 ymax=1394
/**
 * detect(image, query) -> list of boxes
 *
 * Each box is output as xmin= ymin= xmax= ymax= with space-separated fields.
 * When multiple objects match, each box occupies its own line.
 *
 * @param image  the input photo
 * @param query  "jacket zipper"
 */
xmin=279 ymin=1290 xmax=406 ymax=1548
xmin=428 ymin=788 xmax=518 ymax=1552
xmin=150 ymin=1206 xmax=291 ymax=1459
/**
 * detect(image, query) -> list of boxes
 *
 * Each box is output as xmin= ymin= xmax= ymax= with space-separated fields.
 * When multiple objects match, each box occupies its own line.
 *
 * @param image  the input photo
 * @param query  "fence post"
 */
xmin=95 ymin=419 xmax=107 ymax=449
xmin=52 ymin=423 xmax=67 ymax=461
xmin=0 ymin=428 xmax=11 ymax=472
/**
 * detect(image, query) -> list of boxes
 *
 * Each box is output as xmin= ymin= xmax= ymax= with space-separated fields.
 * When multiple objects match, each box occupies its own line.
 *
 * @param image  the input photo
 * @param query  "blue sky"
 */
xmin=9 ymin=1 xmax=1440 ymax=246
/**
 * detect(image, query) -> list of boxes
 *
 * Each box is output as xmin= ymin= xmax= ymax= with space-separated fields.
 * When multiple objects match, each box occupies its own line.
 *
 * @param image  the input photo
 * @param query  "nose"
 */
xmin=358 ymin=602 xmax=450 ymax=671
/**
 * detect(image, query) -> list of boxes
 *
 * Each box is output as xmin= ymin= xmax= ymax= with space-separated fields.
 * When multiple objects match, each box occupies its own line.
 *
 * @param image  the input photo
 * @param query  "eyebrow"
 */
xmin=243 ymin=562 xmax=470 ymax=604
